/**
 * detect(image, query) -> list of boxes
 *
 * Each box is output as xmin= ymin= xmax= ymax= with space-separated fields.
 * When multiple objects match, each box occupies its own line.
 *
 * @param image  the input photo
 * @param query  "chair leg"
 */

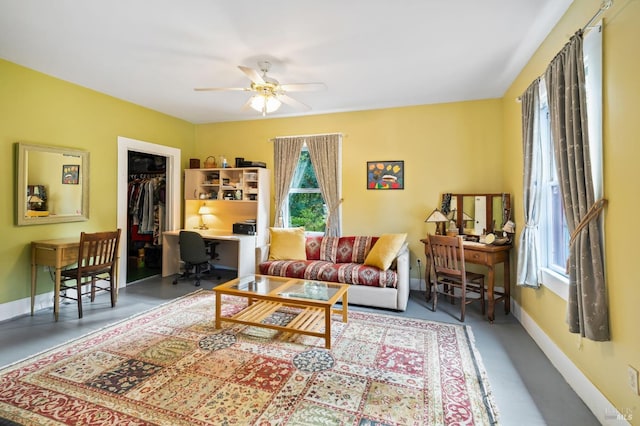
xmin=110 ymin=275 xmax=117 ymax=308
xmin=91 ymin=276 xmax=96 ymax=302
xmin=460 ymin=285 xmax=466 ymax=322
xmin=432 ymin=281 xmax=438 ymax=313
xmin=480 ymin=279 xmax=486 ymax=315
xmin=76 ymin=280 xmax=83 ymax=319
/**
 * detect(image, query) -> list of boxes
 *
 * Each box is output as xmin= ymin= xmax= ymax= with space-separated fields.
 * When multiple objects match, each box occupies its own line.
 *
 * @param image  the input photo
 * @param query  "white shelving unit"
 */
xmin=184 ymin=167 xmax=270 ymax=247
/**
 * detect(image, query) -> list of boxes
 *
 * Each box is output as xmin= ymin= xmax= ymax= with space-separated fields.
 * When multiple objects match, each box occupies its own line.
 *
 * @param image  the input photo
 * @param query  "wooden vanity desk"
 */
xmin=31 ymin=237 xmax=80 ymax=320
xmin=421 ymin=238 xmax=511 ymax=322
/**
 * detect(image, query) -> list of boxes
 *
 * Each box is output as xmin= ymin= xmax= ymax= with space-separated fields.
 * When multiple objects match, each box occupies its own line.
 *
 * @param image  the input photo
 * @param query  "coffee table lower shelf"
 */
xmin=218 ymin=300 xmax=340 ymax=349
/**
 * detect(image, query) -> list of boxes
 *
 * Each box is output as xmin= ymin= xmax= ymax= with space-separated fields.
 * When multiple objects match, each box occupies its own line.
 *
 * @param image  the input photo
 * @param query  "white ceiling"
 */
xmin=0 ymin=0 xmax=573 ymax=124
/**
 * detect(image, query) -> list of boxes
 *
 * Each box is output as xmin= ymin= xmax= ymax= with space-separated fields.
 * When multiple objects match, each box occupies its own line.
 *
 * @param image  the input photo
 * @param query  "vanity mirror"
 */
xmin=441 ymin=193 xmax=511 ymax=238
xmin=16 ymin=143 xmax=90 ymax=225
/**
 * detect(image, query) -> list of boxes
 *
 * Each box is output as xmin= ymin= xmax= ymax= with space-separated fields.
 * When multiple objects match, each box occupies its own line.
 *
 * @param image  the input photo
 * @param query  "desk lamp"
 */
xmin=425 ymin=208 xmax=448 ymax=235
xmin=198 ymin=204 xmax=212 ymax=230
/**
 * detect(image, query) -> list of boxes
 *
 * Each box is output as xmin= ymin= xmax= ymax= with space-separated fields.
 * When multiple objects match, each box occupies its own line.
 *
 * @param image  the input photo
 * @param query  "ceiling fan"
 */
xmin=195 ymin=61 xmax=326 ymax=116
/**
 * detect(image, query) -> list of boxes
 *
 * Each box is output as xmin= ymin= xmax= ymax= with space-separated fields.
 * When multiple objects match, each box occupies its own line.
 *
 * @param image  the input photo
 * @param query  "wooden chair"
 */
xmin=426 ymin=234 xmax=485 ymax=322
xmin=59 ymin=229 xmax=121 ymax=319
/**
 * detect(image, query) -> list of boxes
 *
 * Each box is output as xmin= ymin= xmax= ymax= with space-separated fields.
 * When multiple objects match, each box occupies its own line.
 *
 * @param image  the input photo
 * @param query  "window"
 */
xmin=539 ymin=96 xmax=570 ymax=276
xmin=538 ymin=26 xmax=602 ymax=299
xmin=283 ymin=145 xmax=327 ymax=233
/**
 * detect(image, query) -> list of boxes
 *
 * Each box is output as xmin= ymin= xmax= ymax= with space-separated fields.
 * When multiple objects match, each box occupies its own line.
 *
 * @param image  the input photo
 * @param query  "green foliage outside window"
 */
xmin=289 ymin=149 xmax=326 ymax=232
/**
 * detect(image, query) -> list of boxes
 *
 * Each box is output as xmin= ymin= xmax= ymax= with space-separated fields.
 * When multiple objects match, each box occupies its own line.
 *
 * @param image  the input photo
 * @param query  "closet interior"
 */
xmin=127 ymin=151 xmax=167 ymax=283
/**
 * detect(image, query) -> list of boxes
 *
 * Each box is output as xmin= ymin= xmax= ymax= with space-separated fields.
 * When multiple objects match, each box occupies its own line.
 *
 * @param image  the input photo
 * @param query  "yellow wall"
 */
xmin=503 ymin=0 xmax=640 ymax=420
xmin=3 ymin=0 xmax=638 ymax=418
xmin=0 ymin=59 xmax=195 ymax=303
xmin=194 ymin=100 xmax=504 ymax=272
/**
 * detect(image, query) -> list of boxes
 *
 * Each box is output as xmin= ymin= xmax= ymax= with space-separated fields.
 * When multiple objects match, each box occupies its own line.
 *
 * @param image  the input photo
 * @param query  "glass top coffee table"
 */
xmin=213 ymin=275 xmax=349 ymax=349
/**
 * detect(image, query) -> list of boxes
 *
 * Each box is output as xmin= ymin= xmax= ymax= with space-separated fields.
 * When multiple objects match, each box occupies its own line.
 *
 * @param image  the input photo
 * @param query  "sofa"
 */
xmin=256 ymin=230 xmax=410 ymax=311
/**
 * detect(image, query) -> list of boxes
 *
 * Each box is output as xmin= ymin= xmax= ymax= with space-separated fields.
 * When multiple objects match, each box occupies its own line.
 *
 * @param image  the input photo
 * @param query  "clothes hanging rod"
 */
xmin=582 ymin=0 xmax=612 ymax=32
xmin=268 ymin=132 xmax=345 ymax=142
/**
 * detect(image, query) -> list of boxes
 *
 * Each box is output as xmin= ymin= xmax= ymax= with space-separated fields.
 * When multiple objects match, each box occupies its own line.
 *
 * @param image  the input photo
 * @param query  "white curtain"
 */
xmin=517 ymin=79 xmax=543 ymax=287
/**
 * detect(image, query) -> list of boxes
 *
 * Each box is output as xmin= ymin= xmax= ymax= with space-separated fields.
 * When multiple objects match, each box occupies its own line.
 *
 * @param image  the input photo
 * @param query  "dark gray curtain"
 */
xmin=517 ymin=79 xmax=543 ymax=288
xmin=544 ymin=32 xmax=609 ymax=341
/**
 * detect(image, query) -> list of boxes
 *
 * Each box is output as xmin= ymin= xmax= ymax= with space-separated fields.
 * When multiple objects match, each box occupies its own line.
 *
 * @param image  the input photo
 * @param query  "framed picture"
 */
xmin=367 ymin=160 xmax=404 ymax=189
xmin=62 ymin=165 xmax=80 ymax=185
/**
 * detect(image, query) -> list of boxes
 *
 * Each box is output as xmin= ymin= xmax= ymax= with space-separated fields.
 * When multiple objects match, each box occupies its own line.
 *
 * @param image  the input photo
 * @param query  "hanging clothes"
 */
xmin=128 ymin=175 xmax=165 ymax=245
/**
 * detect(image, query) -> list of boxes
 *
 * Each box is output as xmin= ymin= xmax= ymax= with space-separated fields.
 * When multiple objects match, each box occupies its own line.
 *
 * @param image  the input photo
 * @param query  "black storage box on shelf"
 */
xmin=233 ymin=222 xmax=257 ymax=235
xmin=238 ymin=160 xmax=267 ymax=168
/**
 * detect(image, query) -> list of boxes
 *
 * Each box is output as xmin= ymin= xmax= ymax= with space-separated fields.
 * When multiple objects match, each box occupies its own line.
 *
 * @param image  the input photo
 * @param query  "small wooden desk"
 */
xmin=31 ymin=237 xmax=80 ymax=321
xmin=421 ymin=238 xmax=511 ymax=322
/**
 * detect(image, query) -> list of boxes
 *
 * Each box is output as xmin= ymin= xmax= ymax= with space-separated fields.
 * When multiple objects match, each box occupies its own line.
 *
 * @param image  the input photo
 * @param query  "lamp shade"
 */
xmin=425 ymin=209 xmax=448 ymax=223
xmin=198 ymin=205 xmax=212 ymax=215
xmin=250 ymin=94 xmax=281 ymax=115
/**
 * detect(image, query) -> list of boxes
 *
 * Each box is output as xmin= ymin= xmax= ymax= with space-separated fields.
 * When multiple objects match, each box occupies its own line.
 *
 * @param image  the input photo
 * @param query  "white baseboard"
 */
xmin=0 ymin=291 xmax=54 ymax=322
xmin=511 ymin=300 xmax=631 ymax=425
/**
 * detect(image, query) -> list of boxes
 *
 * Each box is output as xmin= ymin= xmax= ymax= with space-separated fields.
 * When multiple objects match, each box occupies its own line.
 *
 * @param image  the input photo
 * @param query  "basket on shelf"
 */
xmin=204 ymin=156 xmax=217 ymax=168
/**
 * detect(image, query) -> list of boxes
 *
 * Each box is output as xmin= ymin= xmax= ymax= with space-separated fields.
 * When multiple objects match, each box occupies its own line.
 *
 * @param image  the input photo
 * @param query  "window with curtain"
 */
xmin=273 ymin=133 xmax=342 ymax=236
xmin=284 ymin=144 xmax=326 ymax=233
xmin=536 ymin=25 xmax=603 ymax=300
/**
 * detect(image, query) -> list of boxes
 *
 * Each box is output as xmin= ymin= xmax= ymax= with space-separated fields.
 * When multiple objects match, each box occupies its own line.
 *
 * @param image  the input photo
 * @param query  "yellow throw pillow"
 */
xmin=268 ymin=227 xmax=307 ymax=260
xmin=364 ymin=233 xmax=407 ymax=271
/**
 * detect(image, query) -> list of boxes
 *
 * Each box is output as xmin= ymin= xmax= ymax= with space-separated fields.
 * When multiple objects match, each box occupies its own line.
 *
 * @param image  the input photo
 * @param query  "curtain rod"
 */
xmin=516 ymin=0 xmax=612 ymax=103
xmin=582 ymin=0 xmax=612 ymax=31
xmin=268 ymin=132 xmax=345 ymax=142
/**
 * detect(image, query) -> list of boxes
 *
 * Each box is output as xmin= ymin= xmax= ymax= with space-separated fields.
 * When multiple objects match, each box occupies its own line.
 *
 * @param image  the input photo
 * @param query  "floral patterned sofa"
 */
xmin=257 ymin=233 xmax=409 ymax=311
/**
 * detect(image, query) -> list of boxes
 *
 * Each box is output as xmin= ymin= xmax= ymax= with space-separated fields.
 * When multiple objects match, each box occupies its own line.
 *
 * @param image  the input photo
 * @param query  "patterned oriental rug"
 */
xmin=0 ymin=290 xmax=499 ymax=425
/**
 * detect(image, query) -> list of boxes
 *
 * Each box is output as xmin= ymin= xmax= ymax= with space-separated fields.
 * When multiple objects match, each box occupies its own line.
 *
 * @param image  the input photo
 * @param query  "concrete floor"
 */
xmin=0 ymin=272 xmax=599 ymax=426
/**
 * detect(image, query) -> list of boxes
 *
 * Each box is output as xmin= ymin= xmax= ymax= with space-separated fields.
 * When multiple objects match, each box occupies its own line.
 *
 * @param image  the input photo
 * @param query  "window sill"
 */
xmin=540 ymin=268 xmax=569 ymax=301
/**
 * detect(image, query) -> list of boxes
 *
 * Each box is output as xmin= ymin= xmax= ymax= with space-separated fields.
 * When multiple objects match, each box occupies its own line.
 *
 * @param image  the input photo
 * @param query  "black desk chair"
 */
xmin=173 ymin=231 xmax=219 ymax=286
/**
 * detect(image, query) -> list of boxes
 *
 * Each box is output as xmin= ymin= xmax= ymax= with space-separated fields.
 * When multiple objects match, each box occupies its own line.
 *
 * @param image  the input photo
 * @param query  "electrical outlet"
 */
xmin=628 ymin=365 xmax=639 ymax=395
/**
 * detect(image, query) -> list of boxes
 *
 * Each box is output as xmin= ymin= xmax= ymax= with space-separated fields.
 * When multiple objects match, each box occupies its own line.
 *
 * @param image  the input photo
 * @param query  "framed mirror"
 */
xmin=442 ymin=193 xmax=511 ymax=237
xmin=16 ymin=143 xmax=90 ymax=225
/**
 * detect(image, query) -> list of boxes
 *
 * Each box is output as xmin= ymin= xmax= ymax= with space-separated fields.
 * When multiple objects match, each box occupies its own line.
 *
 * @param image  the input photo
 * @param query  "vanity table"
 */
xmin=420 ymin=239 xmax=511 ymax=322
xmin=422 ymin=192 xmax=513 ymax=322
xmin=31 ymin=237 xmax=80 ymax=320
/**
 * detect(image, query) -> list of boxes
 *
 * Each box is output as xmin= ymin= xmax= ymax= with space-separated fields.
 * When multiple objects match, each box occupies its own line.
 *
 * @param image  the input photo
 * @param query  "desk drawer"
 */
xmin=465 ymin=250 xmax=489 ymax=264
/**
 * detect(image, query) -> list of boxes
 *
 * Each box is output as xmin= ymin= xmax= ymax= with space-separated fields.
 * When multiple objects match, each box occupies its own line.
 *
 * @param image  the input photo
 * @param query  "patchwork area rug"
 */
xmin=0 ymin=290 xmax=499 ymax=425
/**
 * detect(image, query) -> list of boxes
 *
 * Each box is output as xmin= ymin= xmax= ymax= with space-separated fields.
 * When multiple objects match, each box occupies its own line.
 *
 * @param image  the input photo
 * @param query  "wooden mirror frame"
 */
xmin=16 ymin=142 xmax=90 ymax=226
xmin=442 ymin=193 xmax=511 ymax=236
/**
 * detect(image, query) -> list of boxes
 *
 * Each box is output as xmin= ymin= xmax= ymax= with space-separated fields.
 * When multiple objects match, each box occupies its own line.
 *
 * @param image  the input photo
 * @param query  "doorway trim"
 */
xmin=117 ymin=136 xmax=181 ymax=287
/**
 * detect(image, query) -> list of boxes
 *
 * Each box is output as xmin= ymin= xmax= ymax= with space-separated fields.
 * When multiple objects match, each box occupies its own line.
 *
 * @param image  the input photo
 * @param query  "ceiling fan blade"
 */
xmin=279 ymin=82 xmax=327 ymax=92
xmin=240 ymin=97 xmax=254 ymax=111
xmin=277 ymin=94 xmax=311 ymax=111
xmin=238 ymin=65 xmax=265 ymax=85
xmin=194 ymin=87 xmax=249 ymax=92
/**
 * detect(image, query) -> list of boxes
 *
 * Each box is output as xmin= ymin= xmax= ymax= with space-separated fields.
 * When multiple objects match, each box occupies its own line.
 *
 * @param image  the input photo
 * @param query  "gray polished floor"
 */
xmin=0 ymin=272 xmax=598 ymax=426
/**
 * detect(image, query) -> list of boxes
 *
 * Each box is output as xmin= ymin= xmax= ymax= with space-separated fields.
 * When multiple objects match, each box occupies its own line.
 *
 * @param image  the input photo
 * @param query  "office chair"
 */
xmin=426 ymin=234 xmax=485 ymax=322
xmin=172 ymin=231 xmax=219 ymax=286
xmin=59 ymin=229 xmax=121 ymax=319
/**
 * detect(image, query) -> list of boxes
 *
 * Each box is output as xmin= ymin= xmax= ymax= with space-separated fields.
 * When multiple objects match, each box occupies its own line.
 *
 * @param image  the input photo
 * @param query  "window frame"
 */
xmin=282 ymin=144 xmax=327 ymax=235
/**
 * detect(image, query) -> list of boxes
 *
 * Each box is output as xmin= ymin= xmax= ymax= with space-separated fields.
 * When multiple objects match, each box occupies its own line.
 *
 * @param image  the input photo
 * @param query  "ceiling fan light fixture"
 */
xmin=250 ymin=94 xmax=281 ymax=115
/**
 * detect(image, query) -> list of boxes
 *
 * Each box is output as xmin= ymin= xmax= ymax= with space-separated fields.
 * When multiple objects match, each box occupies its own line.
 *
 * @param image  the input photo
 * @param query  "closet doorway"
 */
xmin=127 ymin=152 xmax=166 ymax=282
xmin=117 ymin=137 xmax=181 ymax=287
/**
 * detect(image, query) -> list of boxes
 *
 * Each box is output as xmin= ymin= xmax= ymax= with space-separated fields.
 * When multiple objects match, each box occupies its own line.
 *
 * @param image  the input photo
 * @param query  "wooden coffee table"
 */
xmin=213 ymin=275 xmax=349 ymax=349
